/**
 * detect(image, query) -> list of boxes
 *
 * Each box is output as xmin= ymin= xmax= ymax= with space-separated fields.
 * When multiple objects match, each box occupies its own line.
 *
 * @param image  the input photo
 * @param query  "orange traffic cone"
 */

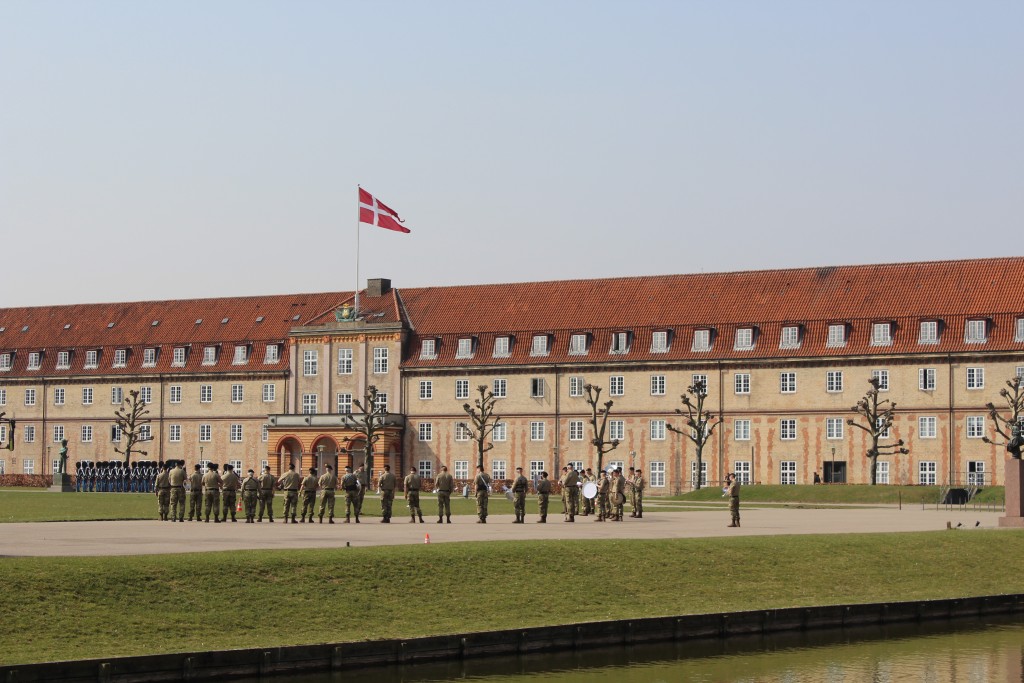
xmin=236 ymin=499 xmax=242 ymax=513
xmin=424 ymin=533 xmax=430 ymax=544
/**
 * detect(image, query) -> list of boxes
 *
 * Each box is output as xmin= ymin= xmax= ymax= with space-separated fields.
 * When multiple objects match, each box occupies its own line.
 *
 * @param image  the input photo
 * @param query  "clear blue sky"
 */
xmin=1 ymin=1 xmax=1021 ymax=307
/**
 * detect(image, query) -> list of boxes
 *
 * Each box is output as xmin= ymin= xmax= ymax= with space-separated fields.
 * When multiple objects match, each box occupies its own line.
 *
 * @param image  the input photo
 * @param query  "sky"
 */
xmin=1 ymin=1 xmax=1021 ymax=307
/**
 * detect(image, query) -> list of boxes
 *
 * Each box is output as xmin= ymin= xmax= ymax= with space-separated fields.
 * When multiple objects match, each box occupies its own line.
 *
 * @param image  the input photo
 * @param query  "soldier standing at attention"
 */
xmin=277 ymin=463 xmax=301 ymax=523
xmin=168 ymin=460 xmax=187 ymax=522
xmin=241 ymin=469 xmax=260 ymax=523
xmin=318 ymin=464 xmax=337 ymax=524
xmin=627 ymin=467 xmax=638 ymax=517
xmin=609 ymin=468 xmax=626 ymax=521
xmin=341 ymin=465 xmax=360 ymax=523
xmin=258 ymin=465 xmax=277 ymax=522
xmin=355 ymin=464 xmax=369 ymax=518
xmin=404 ymin=467 xmax=424 ymax=523
xmin=559 ymin=467 xmax=569 ymax=519
xmin=202 ymin=463 xmax=222 ymax=523
xmin=474 ymin=465 xmax=492 ymax=524
xmin=536 ymin=471 xmax=551 ymax=523
xmin=571 ymin=466 xmax=583 ymax=518
xmin=299 ymin=467 xmax=318 ymax=523
xmin=581 ymin=468 xmax=596 ymax=516
xmin=727 ymin=473 xmax=741 ymax=528
xmin=511 ymin=467 xmax=529 ymax=523
xmin=188 ymin=463 xmax=203 ymax=522
xmin=154 ymin=462 xmax=171 ymax=521
xmin=632 ymin=467 xmax=646 ymax=519
xmin=221 ymin=464 xmax=241 ymax=523
xmin=434 ymin=465 xmax=454 ymax=524
xmin=561 ymin=466 xmax=579 ymax=522
xmin=378 ymin=464 xmax=396 ymax=523
xmin=596 ymin=470 xmax=611 ymax=522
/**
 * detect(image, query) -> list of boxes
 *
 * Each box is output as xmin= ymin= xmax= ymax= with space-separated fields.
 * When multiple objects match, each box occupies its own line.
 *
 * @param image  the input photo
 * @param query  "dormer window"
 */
xmin=965 ymin=319 xmax=987 ymax=344
xmin=827 ymin=323 xmax=847 ymax=347
xmin=456 ymin=337 xmax=476 ymax=359
xmin=56 ymin=351 xmax=71 ymax=369
xmin=530 ymin=334 xmax=550 ymax=356
xmin=264 ymin=344 xmax=280 ymax=364
xmin=84 ymin=350 xmax=99 ymax=369
xmin=1017 ymin=318 xmax=1024 ymax=343
xmin=202 ymin=346 xmax=218 ymax=365
xmin=142 ymin=348 xmax=158 ymax=367
xmin=172 ymin=346 xmax=187 ymax=366
xmin=233 ymin=345 xmax=249 ymax=364
xmin=692 ymin=329 xmax=712 ymax=352
xmin=871 ymin=323 xmax=893 ymax=346
xmin=779 ymin=326 xmax=801 ymax=349
xmin=0 ymin=353 xmax=12 ymax=371
xmin=112 ymin=349 xmax=127 ymax=367
xmin=610 ymin=332 xmax=630 ymax=354
xmin=493 ymin=336 xmax=511 ymax=358
xmin=651 ymin=330 xmax=669 ymax=353
xmin=419 ymin=338 xmax=437 ymax=360
xmin=27 ymin=352 xmax=42 ymax=370
xmin=919 ymin=321 xmax=939 ymax=344
xmin=734 ymin=328 xmax=754 ymax=351
xmin=569 ymin=333 xmax=588 ymax=355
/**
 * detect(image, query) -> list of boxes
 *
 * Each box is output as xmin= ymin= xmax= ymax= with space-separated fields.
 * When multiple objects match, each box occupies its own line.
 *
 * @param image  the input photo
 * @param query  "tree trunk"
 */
xmin=694 ymin=448 xmax=703 ymax=490
xmin=868 ymin=453 xmax=878 ymax=485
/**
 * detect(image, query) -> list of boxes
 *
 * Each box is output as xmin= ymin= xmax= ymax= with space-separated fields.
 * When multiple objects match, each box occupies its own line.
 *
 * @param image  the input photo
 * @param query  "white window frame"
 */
xmin=418 ymin=423 xmax=433 ymax=442
xmin=734 ymin=419 xmax=750 ymax=441
xmin=262 ymin=383 xmax=276 ymax=403
xmin=455 ymin=379 xmax=470 ymax=400
xmin=919 ymin=321 xmax=938 ymax=344
xmin=569 ymin=376 xmax=585 ymax=397
xmin=230 ymin=424 xmax=243 ymax=443
xmin=780 ymin=460 xmax=797 ymax=485
xmin=966 ymin=416 xmax=985 ymax=439
xmin=609 ymin=420 xmax=624 ymax=441
xmin=491 ymin=459 xmax=507 ymax=480
xmin=734 ymin=461 xmax=752 ymax=485
xmin=85 ymin=349 xmax=99 ymax=369
xmin=202 ymin=346 xmax=216 ymax=365
xmin=232 ymin=345 xmax=248 ymax=365
xmin=53 ymin=388 xmax=65 ymax=406
xmin=81 ymin=424 xmax=93 ymax=443
xmin=168 ymin=385 xmax=181 ymax=404
xmin=609 ymin=375 xmax=624 ymax=397
xmin=1017 ymin=318 xmax=1024 ymax=343
xmin=0 ymin=353 xmax=10 ymax=372
xmin=373 ymin=347 xmax=389 ymax=374
xmin=530 ymin=334 xmax=550 ymax=356
xmin=918 ymin=461 xmax=937 ymax=485
xmin=529 ymin=460 xmax=545 ymax=480
xmin=53 ymin=425 xmax=64 ymax=443
xmin=168 ymin=424 xmax=181 ymax=443
xmin=492 ymin=378 xmax=507 ymax=398
xmin=649 ymin=461 xmax=666 ymax=487
xmin=569 ymin=420 xmax=584 ymax=441
xmin=734 ymin=327 xmax=754 ymax=350
xmin=200 ymin=385 xmax=212 ymax=403
xmin=24 ymin=425 xmax=36 ymax=443
xmin=780 ymin=326 xmax=800 ymax=349
xmin=826 ymin=417 xmax=844 ymax=440
xmin=199 ymin=424 xmax=212 ymax=442
xmin=780 ymin=419 xmax=797 ymax=441
xmin=690 ymin=461 xmax=708 ymax=487
xmin=139 ymin=386 xmax=152 ymax=404
xmin=419 ymin=338 xmax=437 ymax=360
xmin=871 ymin=322 xmax=893 ymax=346
xmin=419 ymin=380 xmax=433 ymax=400
xmin=826 ymin=371 xmax=844 ymax=393
xmin=172 ymin=347 xmax=186 ymax=366
xmin=336 ymin=392 xmax=352 ymax=414
xmin=966 ymin=367 xmax=984 ymax=390
xmin=28 ymin=351 xmax=42 ymax=370
xmin=734 ymin=373 xmax=751 ymax=395
xmin=610 ymin=331 xmax=630 ymax=354
xmin=967 ymin=461 xmax=986 ymax=486
xmin=530 ymin=378 xmax=545 ymax=398
xmin=530 ymin=421 xmax=546 ymax=441
xmin=493 ymin=336 xmax=511 ymax=358
xmin=918 ymin=416 xmax=937 ymax=439
xmin=231 ymin=384 xmax=244 ymax=403
xmin=302 ymin=393 xmax=318 ymax=415
xmin=650 ymin=419 xmax=666 ymax=441
xmin=650 ymin=375 xmax=666 ymax=396
xmin=651 ymin=330 xmax=669 ymax=353
xmin=872 ymin=369 xmax=889 ymax=392
xmin=827 ymin=324 xmax=846 ymax=348
xmin=303 ymin=349 xmax=319 ymax=376
xmin=418 ymin=460 xmax=434 ymax=479
xmin=456 ymin=337 xmax=475 ymax=359
xmin=455 ymin=422 xmax=471 ymax=441
xmin=692 ymin=329 xmax=711 ymax=352
xmin=492 ymin=422 xmax=507 ymax=441
xmin=780 ymin=372 xmax=796 ymax=394
xmin=454 ymin=461 xmax=469 ymax=479
xmin=876 ymin=461 xmax=890 ymax=485
xmin=965 ymin=319 xmax=987 ymax=344
xmin=919 ymin=368 xmax=936 ymax=391
xmin=56 ymin=350 xmax=71 ymax=369
xmin=143 ymin=347 xmax=157 ymax=367
xmin=111 ymin=387 xmax=123 ymax=404
xmin=24 ymin=388 xmax=36 ymax=406
xmin=264 ymin=344 xmax=280 ymax=364
xmin=569 ymin=333 xmax=588 ymax=355
xmin=262 ymin=425 xmax=269 ymax=443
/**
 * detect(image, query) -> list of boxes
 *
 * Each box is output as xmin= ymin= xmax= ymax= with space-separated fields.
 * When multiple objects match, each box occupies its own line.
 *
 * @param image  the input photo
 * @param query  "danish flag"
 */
xmin=358 ymin=187 xmax=410 ymax=233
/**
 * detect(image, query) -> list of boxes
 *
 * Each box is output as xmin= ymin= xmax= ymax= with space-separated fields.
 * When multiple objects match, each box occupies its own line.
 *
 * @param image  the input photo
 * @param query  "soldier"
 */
xmin=202 ymin=463 xmax=223 ymax=523
xmin=188 ymin=463 xmax=203 ymax=522
xmin=221 ymin=464 xmax=241 ymax=523
xmin=299 ymin=467 xmax=318 ymax=523
xmin=561 ymin=466 xmax=579 ymax=522
xmin=559 ymin=466 xmax=569 ymax=518
xmin=75 ymin=462 xmax=83 ymax=492
xmin=168 ymin=460 xmax=187 ymax=522
xmin=511 ymin=467 xmax=529 ymax=523
xmin=632 ymin=467 xmax=646 ymax=519
xmin=277 ymin=462 xmax=301 ymax=523
xmin=581 ymin=467 xmax=596 ymax=516
xmin=571 ymin=466 xmax=582 ymax=518
xmin=404 ymin=467 xmax=424 ymax=523
xmin=154 ymin=462 xmax=171 ymax=520
xmin=435 ymin=465 xmax=454 ymax=524
xmin=627 ymin=467 xmax=638 ymax=517
xmin=727 ymin=472 xmax=741 ymax=528
xmin=318 ymin=464 xmax=337 ymax=524
xmin=258 ymin=465 xmax=277 ymax=522
xmin=241 ymin=469 xmax=260 ymax=523
xmin=339 ymin=465 xmax=359 ymax=523
xmin=377 ymin=464 xmax=396 ymax=523
xmin=473 ymin=465 xmax=492 ymax=524
xmin=596 ymin=470 xmax=610 ymax=521
xmin=536 ymin=471 xmax=551 ymax=523
xmin=609 ymin=468 xmax=626 ymax=521
xmin=355 ymin=463 xmax=369 ymax=517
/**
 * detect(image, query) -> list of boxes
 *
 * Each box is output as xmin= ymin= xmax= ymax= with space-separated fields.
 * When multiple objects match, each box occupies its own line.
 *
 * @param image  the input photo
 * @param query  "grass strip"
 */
xmin=674 ymin=484 xmax=1005 ymax=505
xmin=2 ymin=531 xmax=1023 ymax=666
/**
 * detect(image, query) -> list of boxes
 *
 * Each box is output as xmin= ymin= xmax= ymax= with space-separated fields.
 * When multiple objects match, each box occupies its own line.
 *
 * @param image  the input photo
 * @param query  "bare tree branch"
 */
xmin=666 ymin=379 xmax=719 ymax=490
xmin=463 ymin=385 xmax=501 ymax=471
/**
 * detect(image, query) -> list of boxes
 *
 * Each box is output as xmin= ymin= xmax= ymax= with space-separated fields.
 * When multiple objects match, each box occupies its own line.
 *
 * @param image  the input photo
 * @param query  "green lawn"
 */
xmin=2 ymin=532 xmax=1023 ymax=666
xmin=674 ymin=485 xmax=1005 ymax=506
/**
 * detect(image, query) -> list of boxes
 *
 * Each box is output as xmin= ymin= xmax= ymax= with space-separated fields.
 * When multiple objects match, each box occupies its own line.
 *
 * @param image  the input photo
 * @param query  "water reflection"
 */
xmin=263 ymin=616 xmax=1024 ymax=683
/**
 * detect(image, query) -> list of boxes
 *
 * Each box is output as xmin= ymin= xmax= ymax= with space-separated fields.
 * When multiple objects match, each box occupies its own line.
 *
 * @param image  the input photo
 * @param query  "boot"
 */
xmin=538 ymin=516 xmax=546 ymax=523
xmin=411 ymin=514 xmax=417 ymax=523
xmin=344 ymin=516 xmax=350 ymax=523
xmin=291 ymin=516 xmax=297 ymax=523
xmin=438 ymin=517 xmax=444 ymax=524
xmin=268 ymin=517 xmax=274 ymax=523
xmin=329 ymin=517 xmax=334 ymax=524
xmin=355 ymin=516 xmax=360 ymax=523
xmin=418 ymin=513 xmax=425 ymax=523
xmin=446 ymin=516 xmax=451 ymax=524
xmin=231 ymin=515 xmax=237 ymax=522
xmin=299 ymin=517 xmax=305 ymax=523
xmin=318 ymin=514 xmax=323 ymax=524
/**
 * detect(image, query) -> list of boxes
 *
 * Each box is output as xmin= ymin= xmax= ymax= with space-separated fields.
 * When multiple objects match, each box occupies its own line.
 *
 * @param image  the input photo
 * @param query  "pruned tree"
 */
xmin=0 ymin=412 xmax=15 ymax=451
xmin=847 ymin=377 xmax=909 ymax=485
xmin=584 ymin=384 xmax=620 ymax=473
xmin=463 ymin=384 xmax=501 ymax=471
xmin=113 ymin=389 xmax=152 ymax=466
xmin=666 ymin=378 xmax=720 ymax=490
xmin=345 ymin=384 xmax=389 ymax=478
xmin=982 ymin=375 xmax=1024 ymax=449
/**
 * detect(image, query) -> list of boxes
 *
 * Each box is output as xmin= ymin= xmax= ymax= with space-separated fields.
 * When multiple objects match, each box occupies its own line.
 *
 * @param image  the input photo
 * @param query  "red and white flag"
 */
xmin=359 ymin=187 xmax=410 ymax=233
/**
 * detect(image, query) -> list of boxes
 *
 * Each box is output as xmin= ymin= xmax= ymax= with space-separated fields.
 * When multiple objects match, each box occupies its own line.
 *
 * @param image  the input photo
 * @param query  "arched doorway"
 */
xmin=342 ymin=438 xmax=366 ymax=471
xmin=311 ymin=436 xmax=340 ymax=475
xmin=276 ymin=437 xmax=303 ymax=474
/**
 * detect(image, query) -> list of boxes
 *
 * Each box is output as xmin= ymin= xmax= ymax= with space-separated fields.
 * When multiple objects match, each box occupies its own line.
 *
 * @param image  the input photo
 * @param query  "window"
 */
xmin=57 ymin=351 xmax=71 ymax=369
xmin=967 ymin=367 xmax=984 ymax=390
xmin=609 ymin=420 xmax=624 ymax=441
xmin=264 ymin=345 xmax=280 ymax=364
xmin=419 ymin=339 xmax=437 ymax=359
xmin=168 ymin=385 xmax=181 ymax=403
xmin=24 ymin=425 xmax=36 ymax=443
xmin=827 ymin=324 xmax=846 ymax=348
xmin=455 ymin=379 xmax=469 ymax=400
xmin=200 ymin=385 xmax=212 ymax=403
xmin=530 ymin=421 xmax=546 ymax=441
xmin=876 ymin=461 xmax=890 ymax=485
xmin=263 ymin=383 xmax=276 ymax=403
xmin=0 ymin=389 xmax=5 ymax=406
xmin=302 ymin=394 xmax=318 ymax=414
xmin=965 ymin=319 xmax=987 ymax=344
xmin=966 ymin=416 xmax=985 ymax=439
xmin=734 ymin=373 xmax=751 ymax=395
xmin=872 ymin=369 xmax=889 ymax=392
xmin=610 ymin=331 xmax=630 ymax=354
xmin=871 ymin=323 xmax=892 ymax=346
xmin=492 ymin=379 xmax=507 ymax=398
xmin=827 ymin=371 xmax=843 ymax=393
xmin=143 ymin=348 xmax=157 ymax=367
xmin=531 ymin=334 xmax=549 ymax=356
xmin=111 ymin=387 xmax=123 ymax=404
xmin=303 ymin=349 xmax=318 ymax=376
xmin=336 ymin=393 xmax=352 ymax=414
xmin=919 ymin=368 xmax=936 ymax=391
xmin=54 ymin=388 xmax=65 ymax=406
xmin=650 ymin=462 xmax=666 ymax=487
xmin=734 ymin=461 xmax=752 ymax=485
xmin=373 ymin=347 xmax=389 ymax=374
xmin=569 ymin=376 xmax=585 ymax=397
xmin=734 ymin=419 xmax=750 ymax=441
xmin=140 ymin=386 xmax=152 ymax=404
xmin=780 ymin=419 xmax=796 ymax=440
xmin=492 ymin=460 xmax=507 ymax=480
xmin=455 ymin=422 xmax=471 ymax=441
xmin=780 ymin=326 xmax=800 ymax=349
xmin=530 ymin=461 xmax=545 ymax=479
xmin=650 ymin=375 xmax=666 ymax=396
xmin=967 ymin=461 xmax=986 ymax=486
xmin=919 ymin=321 xmax=938 ymax=344
xmin=454 ymin=461 xmax=469 ymax=479
xmin=84 ymin=387 xmax=98 ymax=406
xmin=569 ymin=420 xmax=584 ymax=441
xmin=493 ymin=336 xmax=510 ymax=357
xmin=690 ymin=461 xmax=707 ymax=487
xmin=24 ymin=388 xmax=36 ymax=406
xmin=28 ymin=351 xmax=42 ymax=370
xmin=110 ymin=424 xmax=121 ymax=442
xmin=734 ymin=328 xmax=754 ymax=350
xmin=530 ymin=378 xmax=545 ymax=398
xmin=650 ymin=419 xmax=666 ymax=440
xmin=780 ymin=461 xmax=796 ymax=485
xmin=23 ymin=459 xmax=35 ymax=474
xmin=168 ymin=424 xmax=181 ymax=442
xmin=138 ymin=425 xmax=152 ymax=442
xmin=230 ymin=424 xmax=243 ymax=442
xmin=651 ymin=330 xmax=669 ymax=353
xmin=202 ymin=346 xmax=217 ymax=365
xmin=172 ymin=347 xmax=187 ymax=366
xmin=1017 ymin=318 xmax=1024 ymax=343
xmin=692 ymin=374 xmax=708 ymax=392
xmin=877 ymin=416 xmax=891 ymax=439
xmin=609 ymin=375 xmax=624 ymax=396
xmin=919 ymin=416 xmax=937 ymax=439
xmin=567 ymin=333 xmax=588 ymax=355
xmin=826 ymin=417 xmax=844 ymax=440
xmin=53 ymin=425 xmax=64 ymax=443
xmin=419 ymin=381 xmax=433 ymax=400
xmin=262 ymin=425 xmax=269 ymax=442
xmin=232 ymin=345 xmax=248 ymax=364
xmin=418 ymin=460 xmax=433 ymax=479
xmin=231 ymin=384 xmax=243 ymax=403
xmin=493 ymin=422 xmax=507 ymax=441
xmin=456 ymin=338 xmax=474 ymax=359
xmin=918 ymin=461 xmax=937 ymax=485
xmin=81 ymin=425 xmax=93 ymax=443
xmin=692 ymin=329 xmax=711 ymax=352
xmin=418 ymin=423 xmax=432 ymax=441
xmin=0 ymin=353 xmax=10 ymax=371
xmin=780 ymin=372 xmax=796 ymax=394
xmin=199 ymin=424 xmax=212 ymax=442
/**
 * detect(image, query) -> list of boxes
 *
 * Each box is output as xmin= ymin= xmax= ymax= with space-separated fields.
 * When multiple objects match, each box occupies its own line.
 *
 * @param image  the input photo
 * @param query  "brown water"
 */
xmin=269 ymin=616 xmax=1024 ymax=682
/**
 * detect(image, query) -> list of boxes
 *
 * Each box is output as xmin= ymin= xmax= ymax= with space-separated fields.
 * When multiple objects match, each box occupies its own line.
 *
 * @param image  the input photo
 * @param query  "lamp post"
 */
xmin=316 ymin=444 xmax=324 ymax=472
xmin=630 ymin=450 xmax=636 ymax=470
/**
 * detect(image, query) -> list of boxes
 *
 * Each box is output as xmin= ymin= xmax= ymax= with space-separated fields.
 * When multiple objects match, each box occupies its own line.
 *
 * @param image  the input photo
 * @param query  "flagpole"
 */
xmin=355 ymin=185 xmax=361 ymax=317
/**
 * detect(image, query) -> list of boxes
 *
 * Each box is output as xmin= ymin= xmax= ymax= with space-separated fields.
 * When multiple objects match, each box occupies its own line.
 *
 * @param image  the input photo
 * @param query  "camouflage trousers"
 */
xmin=170 ymin=487 xmax=185 ymax=521
xmin=319 ymin=490 xmax=336 ymax=519
xmin=538 ymin=492 xmax=549 ymax=519
xmin=380 ymin=490 xmax=395 ymax=520
xmin=189 ymin=491 xmax=203 ymax=520
xmin=597 ymin=493 xmax=609 ymax=520
xmin=157 ymin=489 xmax=170 ymax=520
xmin=437 ymin=491 xmax=451 ymax=520
xmin=513 ymin=491 xmax=526 ymax=518
xmin=282 ymin=490 xmax=298 ymax=520
xmin=344 ymin=490 xmax=359 ymax=519
xmin=203 ymin=491 xmax=221 ymax=521
xmin=258 ymin=490 xmax=275 ymax=521
xmin=730 ymin=496 xmax=740 ymax=524
xmin=300 ymin=491 xmax=316 ymax=520
xmin=242 ymin=490 xmax=258 ymax=520
xmin=222 ymin=490 xmax=237 ymax=521
xmin=475 ymin=491 xmax=489 ymax=520
xmin=406 ymin=491 xmax=422 ymax=519
xmin=566 ymin=488 xmax=580 ymax=520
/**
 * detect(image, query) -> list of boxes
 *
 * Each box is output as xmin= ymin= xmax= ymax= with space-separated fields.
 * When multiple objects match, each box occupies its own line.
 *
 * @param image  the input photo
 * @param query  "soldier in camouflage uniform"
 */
xmin=241 ymin=469 xmax=260 ymax=523
xmin=377 ymin=464 xmax=396 ymax=523
xmin=596 ymin=470 xmax=610 ymax=521
xmin=202 ymin=463 xmax=222 ymax=523
xmin=221 ymin=464 xmax=240 ymax=523
xmin=511 ymin=467 xmax=529 ymax=523
xmin=474 ymin=465 xmax=492 ymax=524
xmin=154 ymin=462 xmax=171 ymax=521
xmin=188 ymin=464 xmax=203 ymax=522
xmin=404 ymin=467 xmax=424 ymax=523
xmin=341 ymin=465 xmax=360 ymax=523
xmin=355 ymin=464 xmax=369 ymax=517
xmin=581 ymin=468 xmax=596 ymax=516
xmin=258 ymin=465 xmax=277 ymax=522
xmin=277 ymin=463 xmax=300 ymax=523
xmin=560 ymin=466 xmax=579 ymax=522
xmin=727 ymin=473 xmax=741 ymax=528
xmin=300 ymin=467 xmax=318 ymax=523
xmin=632 ymin=467 xmax=645 ymax=518
xmin=168 ymin=460 xmax=186 ymax=522
xmin=536 ymin=471 xmax=551 ymax=523
xmin=434 ymin=465 xmax=454 ymax=524
xmin=609 ymin=468 xmax=626 ymax=521
xmin=318 ymin=464 xmax=337 ymax=524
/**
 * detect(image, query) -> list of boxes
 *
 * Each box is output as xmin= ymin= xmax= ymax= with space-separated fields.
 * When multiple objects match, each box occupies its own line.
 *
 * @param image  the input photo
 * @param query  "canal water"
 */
xmin=269 ymin=615 xmax=1024 ymax=682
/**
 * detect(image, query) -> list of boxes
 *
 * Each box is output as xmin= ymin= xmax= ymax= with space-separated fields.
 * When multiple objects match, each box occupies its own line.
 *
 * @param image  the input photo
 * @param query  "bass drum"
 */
xmin=582 ymin=482 xmax=598 ymax=500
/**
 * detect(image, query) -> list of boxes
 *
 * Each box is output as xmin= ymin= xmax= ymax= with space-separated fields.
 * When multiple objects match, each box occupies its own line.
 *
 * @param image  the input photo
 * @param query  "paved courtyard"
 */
xmin=0 ymin=506 xmax=1005 ymax=557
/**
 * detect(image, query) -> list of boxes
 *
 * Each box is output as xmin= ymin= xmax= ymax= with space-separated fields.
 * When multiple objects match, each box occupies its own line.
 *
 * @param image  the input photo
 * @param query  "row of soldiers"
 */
xmin=74 ymin=461 xmax=161 ymax=493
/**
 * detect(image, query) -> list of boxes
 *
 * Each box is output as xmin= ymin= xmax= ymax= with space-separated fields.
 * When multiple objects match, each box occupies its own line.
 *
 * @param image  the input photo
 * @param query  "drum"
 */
xmin=582 ymin=482 xmax=598 ymax=500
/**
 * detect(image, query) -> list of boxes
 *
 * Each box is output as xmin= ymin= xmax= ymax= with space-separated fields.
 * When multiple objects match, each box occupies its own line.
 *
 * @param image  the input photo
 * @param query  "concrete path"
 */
xmin=0 ymin=506 xmax=1005 ymax=557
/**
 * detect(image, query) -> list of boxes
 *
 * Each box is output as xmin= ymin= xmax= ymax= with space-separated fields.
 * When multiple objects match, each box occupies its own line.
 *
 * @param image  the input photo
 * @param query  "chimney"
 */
xmin=367 ymin=278 xmax=391 ymax=298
